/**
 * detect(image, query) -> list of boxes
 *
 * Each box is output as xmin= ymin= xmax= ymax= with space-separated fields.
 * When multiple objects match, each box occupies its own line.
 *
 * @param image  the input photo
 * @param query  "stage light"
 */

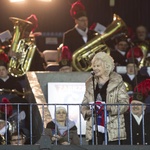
xmin=37 ymin=0 xmax=52 ymax=2
xmin=9 ymin=0 xmax=25 ymax=2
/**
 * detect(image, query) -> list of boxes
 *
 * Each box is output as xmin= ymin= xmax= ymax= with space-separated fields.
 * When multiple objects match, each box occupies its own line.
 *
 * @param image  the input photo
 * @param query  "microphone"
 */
xmin=91 ymin=71 xmax=95 ymax=76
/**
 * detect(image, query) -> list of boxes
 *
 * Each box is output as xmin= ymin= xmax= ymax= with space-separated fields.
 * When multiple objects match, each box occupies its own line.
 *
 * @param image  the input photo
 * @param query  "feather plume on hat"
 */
xmin=134 ymin=79 xmax=150 ymax=97
xmin=70 ymin=0 xmax=87 ymax=19
xmin=0 ymin=98 xmax=13 ymax=120
xmin=26 ymin=14 xmax=38 ymax=33
xmin=59 ymin=46 xmax=72 ymax=67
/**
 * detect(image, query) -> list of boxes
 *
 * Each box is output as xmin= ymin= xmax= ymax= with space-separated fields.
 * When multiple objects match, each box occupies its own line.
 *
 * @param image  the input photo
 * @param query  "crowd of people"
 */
xmin=0 ymin=61 xmax=30 ymax=145
xmin=44 ymin=1 xmax=150 ymax=146
xmin=45 ymin=52 xmax=150 ymax=146
xmin=0 ymin=0 xmax=150 ymax=147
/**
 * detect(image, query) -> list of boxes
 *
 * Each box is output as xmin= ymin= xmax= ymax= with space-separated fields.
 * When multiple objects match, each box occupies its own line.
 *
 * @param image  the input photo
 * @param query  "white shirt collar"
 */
xmin=116 ymin=49 xmax=126 ymax=56
xmin=75 ymin=25 xmax=88 ymax=43
xmin=127 ymin=74 xmax=135 ymax=80
xmin=132 ymin=112 xmax=144 ymax=125
xmin=0 ymin=76 xmax=9 ymax=82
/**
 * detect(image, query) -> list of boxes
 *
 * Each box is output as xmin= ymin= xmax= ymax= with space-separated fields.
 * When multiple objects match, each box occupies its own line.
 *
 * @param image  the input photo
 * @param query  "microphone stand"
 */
xmin=127 ymin=39 xmax=138 ymax=89
xmin=91 ymin=71 xmax=98 ymax=145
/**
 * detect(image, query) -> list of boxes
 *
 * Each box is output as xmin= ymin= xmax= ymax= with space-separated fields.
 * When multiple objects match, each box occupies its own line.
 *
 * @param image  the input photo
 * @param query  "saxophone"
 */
xmin=8 ymin=17 xmax=36 ymax=77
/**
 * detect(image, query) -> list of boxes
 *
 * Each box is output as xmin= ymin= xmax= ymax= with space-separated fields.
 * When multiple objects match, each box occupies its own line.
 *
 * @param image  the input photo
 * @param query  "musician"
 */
xmin=133 ymin=25 xmax=150 ymax=58
xmin=10 ymin=130 xmax=26 ymax=145
xmin=59 ymin=0 xmax=96 ymax=71
xmin=0 ymin=98 xmax=12 ymax=145
xmin=110 ymin=38 xmax=129 ymax=66
xmin=0 ymin=61 xmax=24 ymax=101
xmin=26 ymin=14 xmax=45 ymax=71
xmin=124 ymin=92 xmax=150 ymax=145
xmin=133 ymin=25 xmax=150 ymax=45
xmin=122 ymin=58 xmax=146 ymax=94
xmin=134 ymin=79 xmax=150 ymax=113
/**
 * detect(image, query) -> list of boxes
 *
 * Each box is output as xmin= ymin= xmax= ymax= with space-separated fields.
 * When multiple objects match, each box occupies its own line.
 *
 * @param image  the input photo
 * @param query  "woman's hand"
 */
xmin=51 ymin=134 xmax=61 ymax=141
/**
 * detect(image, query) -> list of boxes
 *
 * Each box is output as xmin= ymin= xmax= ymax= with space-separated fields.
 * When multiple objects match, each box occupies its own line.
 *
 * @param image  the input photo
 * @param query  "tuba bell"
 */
xmin=8 ymin=17 xmax=36 ymax=77
xmin=72 ymin=14 xmax=128 ymax=71
xmin=138 ymin=42 xmax=149 ymax=68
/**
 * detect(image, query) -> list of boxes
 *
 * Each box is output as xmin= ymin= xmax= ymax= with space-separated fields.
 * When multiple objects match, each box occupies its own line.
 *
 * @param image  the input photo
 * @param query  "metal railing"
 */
xmin=0 ymin=103 xmax=149 ymax=146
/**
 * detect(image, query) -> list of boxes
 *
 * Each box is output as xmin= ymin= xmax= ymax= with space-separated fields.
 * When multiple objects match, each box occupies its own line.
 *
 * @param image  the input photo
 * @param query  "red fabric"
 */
xmin=95 ymin=101 xmax=105 ymax=127
xmin=26 ymin=14 xmax=38 ymax=33
xmin=90 ymin=23 xmax=97 ymax=30
xmin=127 ymin=26 xmax=135 ymax=40
xmin=127 ymin=46 xmax=143 ymax=59
xmin=134 ymin=79 xmax=150 ymax=97
xmin=0 ymin=51 xmax=9 ymax=63
xmin=0 ymin=98 xmax=13 ymax=117
xmin=70 ymin=0 xmax=86 ymax=18
xmin=60 ymin=46 xmax=72 ymax=61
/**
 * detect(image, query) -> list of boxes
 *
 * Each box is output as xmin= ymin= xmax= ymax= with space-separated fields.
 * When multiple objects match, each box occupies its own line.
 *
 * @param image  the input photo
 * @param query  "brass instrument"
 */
xmin=72 ymin=14 xmax=128 ymax=71
xmin=124 ymin=82 xmax=133 ymax=92
xmin=8 ymin=17 xmax=36 ymax=77
xmin=138 ymin=43 xmax=149 ymax=68
xmin=144 ymin=57 xmax=150 ymax=66
xmin=0 ymin=88 xmax=25 ymax=96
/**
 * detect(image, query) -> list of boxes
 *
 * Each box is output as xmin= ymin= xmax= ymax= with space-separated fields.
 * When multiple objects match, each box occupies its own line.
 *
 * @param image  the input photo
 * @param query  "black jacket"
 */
xmin=46 ymin=121 xmax=79 ymax=145
xmin=124 ymin=112 xmax=150 ymax=145
xmin=122 ymin=73 xmax=146 ymax=91
xmin=63 ymin=27 xmax=96 ymax=54
xmin=110 ymin=50 xmax=128 ymax=66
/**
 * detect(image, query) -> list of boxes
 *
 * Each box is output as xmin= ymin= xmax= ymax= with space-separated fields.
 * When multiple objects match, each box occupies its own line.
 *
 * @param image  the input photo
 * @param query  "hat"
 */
xmin=126 ymin=58 xmax=139 ymax=66
xmin=70 ymin=1 xmax=87 ymax=19
xmin=59 ymin=46 xmax=72 ymax=68
xmin=132 ymin=92 xmax=144 ymax=103
xmin=0 ymin=98 xmax=13 ymax=121
xmin=26 ymin=14 xmax=38 ymax=33
xmin=116 ymin=36 xmax=128 ymax=44
xmin=0 ymin=51 xmax=9 ymax=64
xmin=134 ymin=79 xmax=150 ymax=97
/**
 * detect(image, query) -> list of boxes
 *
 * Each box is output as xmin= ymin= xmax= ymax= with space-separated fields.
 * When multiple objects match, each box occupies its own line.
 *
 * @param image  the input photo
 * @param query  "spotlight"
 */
xmin=37 ymin=0 xmax=52 ymax=2
xmin=9 ymin=0 xmax=25 ymax=2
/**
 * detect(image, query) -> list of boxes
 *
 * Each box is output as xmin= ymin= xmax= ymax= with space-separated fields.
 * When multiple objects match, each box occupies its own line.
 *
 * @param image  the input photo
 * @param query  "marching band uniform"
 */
xmin=60 ymin=1 xmax=96 ymax=70
xmin=0 ymin=98 xmax=13 ymax=145
xmin=124 ymin=92 xmax=150 ymax=145
xmin=0 ymin=62 xmax=23 ymax=101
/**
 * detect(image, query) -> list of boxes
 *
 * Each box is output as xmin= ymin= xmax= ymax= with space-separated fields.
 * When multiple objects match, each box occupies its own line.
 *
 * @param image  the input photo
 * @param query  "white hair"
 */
xmin=91 ymin=52 xmax=115 ymax=75
xmin=56 ymin=106 xmax=67 ymax=113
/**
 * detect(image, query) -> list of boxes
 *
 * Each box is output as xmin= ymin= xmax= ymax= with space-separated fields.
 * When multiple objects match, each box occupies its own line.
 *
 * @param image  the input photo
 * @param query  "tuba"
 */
xmin=8 ymin=17 xmax=36 ymax=77
xmin=72 ymin=14 xmax=128 ymax=71
xmin=138 ymin=42 xmax=149 ymax=68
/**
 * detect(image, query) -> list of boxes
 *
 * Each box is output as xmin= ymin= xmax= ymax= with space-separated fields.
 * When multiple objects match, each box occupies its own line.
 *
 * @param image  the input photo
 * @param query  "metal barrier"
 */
xmin=0 ymin=103 xmax=149 ymax=146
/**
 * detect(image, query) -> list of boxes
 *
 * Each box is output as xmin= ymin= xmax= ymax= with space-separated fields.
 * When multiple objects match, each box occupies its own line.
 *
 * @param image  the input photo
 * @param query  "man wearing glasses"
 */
xmin=59 ymin=1 xmax=96 ymax=71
